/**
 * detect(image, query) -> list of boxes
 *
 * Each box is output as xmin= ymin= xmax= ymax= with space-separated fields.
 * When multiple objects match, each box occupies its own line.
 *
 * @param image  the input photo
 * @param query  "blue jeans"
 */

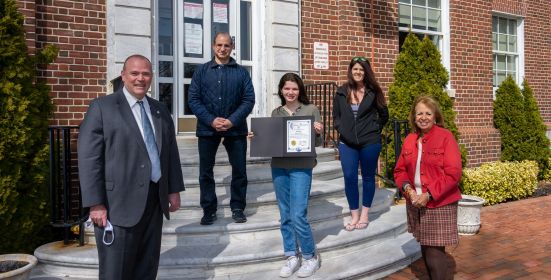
xmin=338 ymin=142 xmax=381 ymax=210
xmin=198 ymin=136 xmax=248 ymax=214
xmin=271 ymin=168 xmax=316 ymax=259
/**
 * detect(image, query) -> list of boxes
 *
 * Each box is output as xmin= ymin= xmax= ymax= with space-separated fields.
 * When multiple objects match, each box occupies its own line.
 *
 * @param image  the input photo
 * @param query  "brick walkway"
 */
xmin=385 ymin=195 xmax=551 ymax=280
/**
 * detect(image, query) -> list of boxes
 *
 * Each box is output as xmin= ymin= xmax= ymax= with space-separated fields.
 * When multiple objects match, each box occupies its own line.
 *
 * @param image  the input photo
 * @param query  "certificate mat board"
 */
xmin=250 ymin=116 xmax=316 ymax=157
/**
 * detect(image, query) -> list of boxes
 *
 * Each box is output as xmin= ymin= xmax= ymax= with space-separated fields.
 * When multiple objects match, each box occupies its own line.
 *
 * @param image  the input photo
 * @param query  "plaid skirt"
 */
xmin=406 ymin=201 xmax=458 ymax=246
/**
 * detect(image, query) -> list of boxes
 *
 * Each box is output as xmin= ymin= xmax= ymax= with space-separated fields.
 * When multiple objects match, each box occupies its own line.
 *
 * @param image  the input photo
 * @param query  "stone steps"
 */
xmin=161 ymin=188 xmax=395 ymax=246
xmin=33 ymin=204 xmax=414 ymax=279
xmin=177 ymin=178 xmax=347 ymax=212
xmin=181 ymin=160 xmax=343 ymax=188
xmin=31 ymin=136 xmax=421 ymax=279
xmin=179 ymin=146 xmax=338 ymax=167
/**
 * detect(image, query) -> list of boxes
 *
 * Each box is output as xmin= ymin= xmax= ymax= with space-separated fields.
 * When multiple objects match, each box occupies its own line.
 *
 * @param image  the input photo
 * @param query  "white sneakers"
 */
xmin=279 ymin=256 xmax=301 ymax=278
xmin=280 ymin=254 xmax=321 ymax=278
xmin=296 ymin=255 xmax=320 ymax=278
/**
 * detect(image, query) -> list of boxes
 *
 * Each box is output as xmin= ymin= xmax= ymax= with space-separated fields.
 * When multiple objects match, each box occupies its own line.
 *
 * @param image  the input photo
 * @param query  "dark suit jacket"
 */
xmin=78 ymin=89 xmax=185 ymax=227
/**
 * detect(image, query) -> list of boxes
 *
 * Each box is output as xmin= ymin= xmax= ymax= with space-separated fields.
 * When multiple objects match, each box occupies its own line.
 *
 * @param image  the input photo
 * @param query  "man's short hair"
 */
xmin=212 ymin=32 xmax=233 ymax=45
xmin=123 ymin=54 xmax=152 ymax=70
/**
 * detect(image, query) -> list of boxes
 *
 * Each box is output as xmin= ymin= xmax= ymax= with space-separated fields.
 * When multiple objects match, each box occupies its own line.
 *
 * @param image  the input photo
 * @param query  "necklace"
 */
xmin=283 ymin=104 xmax=300 ymax=115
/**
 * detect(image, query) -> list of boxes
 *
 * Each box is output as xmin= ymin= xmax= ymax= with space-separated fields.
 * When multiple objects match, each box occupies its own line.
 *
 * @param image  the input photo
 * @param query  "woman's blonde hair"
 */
xmin=409 ymin=96 xmax=445 ymax=134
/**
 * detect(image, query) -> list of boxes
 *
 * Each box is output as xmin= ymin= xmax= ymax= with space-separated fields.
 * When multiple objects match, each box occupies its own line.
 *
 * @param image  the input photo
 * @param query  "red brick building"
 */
xmin=18 ymin=0 xmax=107 ymax=127
xmin=18 ymin=0 xmax=551 ymax=166
xmin=301 ymin=0 xmax=551 ymax=166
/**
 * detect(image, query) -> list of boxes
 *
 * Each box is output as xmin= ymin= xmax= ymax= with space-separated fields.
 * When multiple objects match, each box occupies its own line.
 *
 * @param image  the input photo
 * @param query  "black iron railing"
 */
xmin=49 ymin=126 xmax=86 ymax=245
xmin=305 ymin=82 xmax=339 ymax=148
xmin=379 ymin=120 xmax=410 ymax=199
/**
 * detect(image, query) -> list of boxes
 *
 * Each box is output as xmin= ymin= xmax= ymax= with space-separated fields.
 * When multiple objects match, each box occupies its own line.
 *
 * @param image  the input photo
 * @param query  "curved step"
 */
xmin=160 ymin=188 xmax=395 ymax=246
xmin=82 ymin=187 xmax=394 ymax=246
xmin=32 ymin=137 xmax=420 ymax=280
xmin=33 ymin=204 xmax=410 ymax=279
xmin=178 ymin=178 xmax=346 ymax=209
xmin=182 ymin=160 xmax=344 ymax=188
xmin=180 ymin=146 xmax=338 ymax=167
xmin=208 ymin=232 xmax=421 ymax=280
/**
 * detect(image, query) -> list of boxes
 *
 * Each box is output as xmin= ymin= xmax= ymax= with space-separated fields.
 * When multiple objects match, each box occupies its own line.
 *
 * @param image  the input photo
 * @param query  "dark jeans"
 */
xmin=198 ymin=135 xmax=248 ymax=214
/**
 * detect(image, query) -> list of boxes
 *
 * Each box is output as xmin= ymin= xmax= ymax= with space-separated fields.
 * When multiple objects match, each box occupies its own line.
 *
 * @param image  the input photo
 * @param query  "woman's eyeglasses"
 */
xmin=352 ymin=56 xmax=367 ymax=62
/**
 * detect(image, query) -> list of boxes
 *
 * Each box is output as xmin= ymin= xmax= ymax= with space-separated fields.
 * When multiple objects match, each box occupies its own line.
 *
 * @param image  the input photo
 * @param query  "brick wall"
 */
xmin=16 ymin=0 xmax=36 ymax=53
xmin=302 ymin=0 xmax=551 ymax=167
xmin=522 ymin=1 xmax=551 ymax=127
xmin=20 ymin=0 xmax=108 ymax=126
xmin=301 ymin=0 xmax=398 ymax=92
xmin=450 ymin=0 xmax=500 ymax=166
xmin=17 ymin=1 xmax=107 ymax=224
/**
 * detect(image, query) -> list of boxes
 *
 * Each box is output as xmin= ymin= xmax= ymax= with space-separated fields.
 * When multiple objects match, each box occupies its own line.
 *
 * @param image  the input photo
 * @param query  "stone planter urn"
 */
xmin=457 ymin=194 xmax=485 ymax=235
xmin=0 ymin=254 xmax=37 ymax=280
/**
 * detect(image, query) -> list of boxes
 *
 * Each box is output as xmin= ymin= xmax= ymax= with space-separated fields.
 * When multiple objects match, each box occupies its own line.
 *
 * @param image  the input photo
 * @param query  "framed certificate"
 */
xmin=250 ymin=116 xmax=316 ymax=158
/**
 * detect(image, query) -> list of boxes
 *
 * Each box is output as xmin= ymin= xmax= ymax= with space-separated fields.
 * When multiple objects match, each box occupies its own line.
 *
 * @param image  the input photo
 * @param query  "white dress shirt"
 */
xmin=123 ymin=87 xmax=156 ymax=138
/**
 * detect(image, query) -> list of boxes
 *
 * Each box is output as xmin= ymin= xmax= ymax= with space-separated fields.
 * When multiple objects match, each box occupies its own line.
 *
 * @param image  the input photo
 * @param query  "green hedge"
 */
xmin=462 ymin=160 xmax=538 ymax=206
xmin=0 ymin=0 xmax=58 ymax=253
xmin=386 ymin=33 xmax=466 ymax=181
xmin=493 ymin=76 xmax=550 ymax=179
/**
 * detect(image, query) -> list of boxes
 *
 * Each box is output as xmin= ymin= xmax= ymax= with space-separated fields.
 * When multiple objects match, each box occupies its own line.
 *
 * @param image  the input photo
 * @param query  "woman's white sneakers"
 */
xmin=280 ymin=256 xmax=301 ymax=278
xmin=279 ymin=254 xmax=321 ymax=278
xmin=297 ymin=254 xmax=321 ymax=278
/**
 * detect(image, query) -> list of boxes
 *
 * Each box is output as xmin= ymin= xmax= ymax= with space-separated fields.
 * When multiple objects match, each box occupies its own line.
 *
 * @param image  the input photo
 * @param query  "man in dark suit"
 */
xmin=78 ymin=54 xmax=185 ymax=280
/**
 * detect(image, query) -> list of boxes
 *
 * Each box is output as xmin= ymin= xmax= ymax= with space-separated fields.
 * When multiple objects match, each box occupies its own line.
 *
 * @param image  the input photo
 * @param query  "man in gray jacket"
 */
xmin=78 ymin=55 xmax=185 ymax=280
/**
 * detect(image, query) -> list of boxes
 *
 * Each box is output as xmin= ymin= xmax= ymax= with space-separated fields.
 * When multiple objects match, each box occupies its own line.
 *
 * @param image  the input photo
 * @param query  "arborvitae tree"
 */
xmin=386 ymin=33 xmax=465 ymax=180
xmin=493 ymin=76 xmax=526 ymax=162
xmin=387 ymin=33 xmax=422 ymax=123
xmin=521 ymin=79 xmax=550 ymax=179
xmin=0 ymin=0 xmax=58 ymax=253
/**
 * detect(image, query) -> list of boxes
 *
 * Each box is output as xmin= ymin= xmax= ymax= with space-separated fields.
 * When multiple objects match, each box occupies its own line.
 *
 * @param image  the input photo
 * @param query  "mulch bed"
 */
xmin=0 ymin=260 xmax=28 ymax=273
xmin=533 ymin=181 xmax=551 ymax=197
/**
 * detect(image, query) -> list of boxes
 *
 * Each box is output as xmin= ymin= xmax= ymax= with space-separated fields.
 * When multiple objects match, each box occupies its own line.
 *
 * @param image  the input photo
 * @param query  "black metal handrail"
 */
xmin=380 ymin=120 xmax=409 ymax=200
xmin=49 ymin=126 xmax=86 ymax=245
xmin=305 ymin=82 xmax=339 ymax=148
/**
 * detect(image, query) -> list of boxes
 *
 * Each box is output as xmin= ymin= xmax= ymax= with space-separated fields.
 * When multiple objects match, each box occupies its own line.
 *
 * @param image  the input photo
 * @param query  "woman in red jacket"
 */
xmin=394 ymin=96 xmax=462 ymax=280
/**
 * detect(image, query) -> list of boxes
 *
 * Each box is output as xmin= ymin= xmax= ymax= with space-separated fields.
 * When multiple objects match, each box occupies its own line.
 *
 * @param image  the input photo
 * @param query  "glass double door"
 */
xmin=157 ymin=0 xmax=254 ymax=133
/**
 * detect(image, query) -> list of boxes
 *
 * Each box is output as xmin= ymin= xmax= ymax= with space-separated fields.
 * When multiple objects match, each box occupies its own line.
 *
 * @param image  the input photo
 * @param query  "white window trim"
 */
xmin=154 ymin=0 xmax=262 ymax=132
xmin=492 ymin=12 xmax=525 ymax=99
xmin=398 ymin=0 xmax=451 ymax=92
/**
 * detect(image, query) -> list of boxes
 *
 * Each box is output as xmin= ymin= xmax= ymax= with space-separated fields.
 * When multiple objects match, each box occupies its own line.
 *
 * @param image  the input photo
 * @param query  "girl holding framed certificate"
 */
xmin=248 ymin=73 xmax=323 ymax=278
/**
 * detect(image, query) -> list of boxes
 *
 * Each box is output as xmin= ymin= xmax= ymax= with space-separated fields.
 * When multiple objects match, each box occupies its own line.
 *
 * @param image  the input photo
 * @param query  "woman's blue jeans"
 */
xmin=271 ymin=168 xmax=316 ymax=259
xmin=338 ymin=142 xmax=381 ymax=210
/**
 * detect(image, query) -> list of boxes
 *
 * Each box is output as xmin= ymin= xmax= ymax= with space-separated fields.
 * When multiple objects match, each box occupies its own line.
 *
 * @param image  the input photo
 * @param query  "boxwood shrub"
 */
xmin=462 ymin=160 xmax=538 ymax=206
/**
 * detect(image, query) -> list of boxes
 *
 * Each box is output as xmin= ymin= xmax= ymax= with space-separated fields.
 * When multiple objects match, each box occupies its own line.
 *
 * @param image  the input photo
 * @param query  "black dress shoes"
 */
xmin=232 ymin=209 xmax=247 ymax=223
xmin=200 ymin=212 xmax=217 ymax=225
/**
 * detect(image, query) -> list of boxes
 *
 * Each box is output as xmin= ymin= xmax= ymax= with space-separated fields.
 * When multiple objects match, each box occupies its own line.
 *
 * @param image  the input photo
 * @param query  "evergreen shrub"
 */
xmin=493 ymin=76 xmax=550 ymax=179
xmin=521 ymin=79 xmax=551 ymax=179
xmin=462 ymin=160 xmax=538 ymax=206
xmin=386 ymin=33 xmax=466 ymax=180
xmin=0 ymin=0 xmax=58 ymax=253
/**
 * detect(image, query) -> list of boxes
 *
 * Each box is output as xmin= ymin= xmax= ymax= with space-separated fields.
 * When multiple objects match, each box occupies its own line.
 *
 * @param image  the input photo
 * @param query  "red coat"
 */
xmin=394 ymin=125 xmax=462 ymax=208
